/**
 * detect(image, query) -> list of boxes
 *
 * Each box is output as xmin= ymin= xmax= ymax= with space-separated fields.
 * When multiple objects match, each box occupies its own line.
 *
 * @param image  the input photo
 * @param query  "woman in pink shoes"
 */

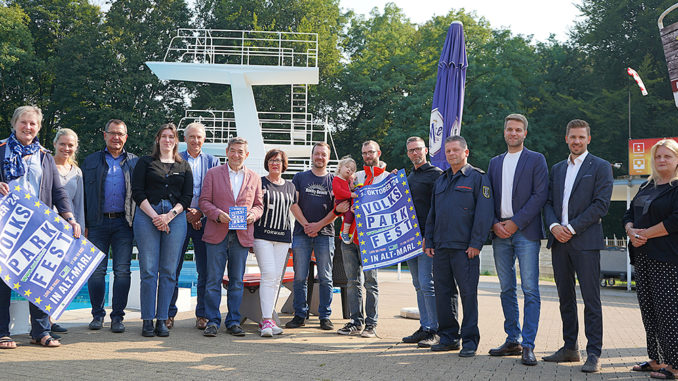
xmin=252 ymin=149 xmax=296 ymax=337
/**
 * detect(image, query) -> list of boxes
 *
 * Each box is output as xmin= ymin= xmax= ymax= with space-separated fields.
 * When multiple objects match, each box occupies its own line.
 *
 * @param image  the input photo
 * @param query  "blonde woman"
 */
xmin=52 ymin=129 xmax=85 ymax=229
xmin=624 ymin=139 xmax=678 ymax=379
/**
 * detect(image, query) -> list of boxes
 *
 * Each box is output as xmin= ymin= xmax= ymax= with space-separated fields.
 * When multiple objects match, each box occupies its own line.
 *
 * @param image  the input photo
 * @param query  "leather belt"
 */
xmin=103 ymin=212 xmax=124 ymax=219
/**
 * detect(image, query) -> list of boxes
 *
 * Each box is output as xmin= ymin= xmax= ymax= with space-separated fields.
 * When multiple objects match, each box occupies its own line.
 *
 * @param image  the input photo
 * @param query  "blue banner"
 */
xmin=354 ymin=170 xmax=423 ymax=270
xmin=0 ymin=186 xmax=105 ymax=320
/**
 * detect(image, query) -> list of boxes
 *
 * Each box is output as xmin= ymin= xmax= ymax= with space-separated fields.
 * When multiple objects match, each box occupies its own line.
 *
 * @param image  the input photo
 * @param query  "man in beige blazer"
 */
xmin=199 ymin=137 xmax=264 ymax=337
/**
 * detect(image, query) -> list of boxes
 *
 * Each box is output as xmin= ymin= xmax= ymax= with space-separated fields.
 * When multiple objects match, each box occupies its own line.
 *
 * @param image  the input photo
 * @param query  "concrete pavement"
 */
xmin=1 ymin=272 xmax=649 ymax=380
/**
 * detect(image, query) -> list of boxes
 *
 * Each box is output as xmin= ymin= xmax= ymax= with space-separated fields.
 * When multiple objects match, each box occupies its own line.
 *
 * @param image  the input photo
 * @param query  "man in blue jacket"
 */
xmin=542 ymin=119 xmax=613 ymax=373
xmin=83 ymin=119 xmax=138 ymax=333
xmin=487 ymin=114 xmax=548 ymax=366
xmin=425 ymin=135 xmax=493 ymax=357
xmin=167 ymin=122 xmax=220 ymax=330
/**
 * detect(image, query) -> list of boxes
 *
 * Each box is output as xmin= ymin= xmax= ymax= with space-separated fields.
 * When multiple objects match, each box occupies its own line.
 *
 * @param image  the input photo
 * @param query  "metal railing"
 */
xmin=162 ymin=29 xmax=318 ymax=67
xmin=177 ymin=109 xmax=329 ymax=148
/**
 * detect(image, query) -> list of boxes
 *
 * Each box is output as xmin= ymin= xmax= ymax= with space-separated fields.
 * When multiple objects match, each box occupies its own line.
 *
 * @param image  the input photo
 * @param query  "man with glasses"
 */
xmin=401 ymin=137 xmax=442 ymax=347
xmin=83 ymin=119 xmax=138 ymax=333
xmin=337 ymin=140 xmax=388 ymax=338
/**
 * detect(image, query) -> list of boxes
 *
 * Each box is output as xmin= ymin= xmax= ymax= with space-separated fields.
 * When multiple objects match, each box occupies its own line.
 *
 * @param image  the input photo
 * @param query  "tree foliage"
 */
xmin=2 ymin=0 xmax=677 ymax=235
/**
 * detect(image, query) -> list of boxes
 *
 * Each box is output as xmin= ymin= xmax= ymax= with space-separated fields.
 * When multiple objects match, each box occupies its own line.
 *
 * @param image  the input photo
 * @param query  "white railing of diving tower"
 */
xmin=162 ymin=29 xmax=318 ymax=68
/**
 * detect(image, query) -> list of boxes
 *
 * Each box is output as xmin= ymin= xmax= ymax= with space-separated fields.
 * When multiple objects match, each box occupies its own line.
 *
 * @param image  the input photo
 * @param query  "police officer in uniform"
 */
xmin=425 ymin=135 xmax=494 ymax=357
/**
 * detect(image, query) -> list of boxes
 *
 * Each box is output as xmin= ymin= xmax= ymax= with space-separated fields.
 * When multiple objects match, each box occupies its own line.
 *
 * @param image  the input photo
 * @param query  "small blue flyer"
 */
xmin=229 ymin=206 xmax=247 ymax=230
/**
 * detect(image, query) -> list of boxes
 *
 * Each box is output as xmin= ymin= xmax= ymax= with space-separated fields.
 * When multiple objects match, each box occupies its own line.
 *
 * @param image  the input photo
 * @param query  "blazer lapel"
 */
xmin=512 ymin=150 xmax=529 ymax=196
xmin=222 ymin=165 xmax=235 ymax=207
xmin=234 ymin=166 xmax=249 ymax=204
xmin=494 ymin=154 xmax=506 ymax=201
xmin=570 ymin=155 xmax=593 ymax=195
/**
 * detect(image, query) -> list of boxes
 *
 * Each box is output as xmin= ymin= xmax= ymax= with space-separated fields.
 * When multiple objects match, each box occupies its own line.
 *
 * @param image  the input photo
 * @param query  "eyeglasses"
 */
xmin=105 ymin=132 xmax=126 ymax=137
xmin=269 ymin=159 xmax=283 ymax=164
xmin=407 ymin=147 xmax=425 ymax=154
xmin=362 ymin=150 xmax=377 ymax=156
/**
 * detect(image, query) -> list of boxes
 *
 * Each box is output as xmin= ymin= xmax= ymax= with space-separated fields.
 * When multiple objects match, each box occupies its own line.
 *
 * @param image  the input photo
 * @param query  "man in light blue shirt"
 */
xmin=83 ymin=119 xmax=138 ymax=333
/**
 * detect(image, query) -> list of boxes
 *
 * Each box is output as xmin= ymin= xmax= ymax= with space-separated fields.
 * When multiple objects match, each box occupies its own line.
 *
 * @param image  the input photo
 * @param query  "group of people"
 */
xmin=0 ymin=106 xmax=676 ymax=379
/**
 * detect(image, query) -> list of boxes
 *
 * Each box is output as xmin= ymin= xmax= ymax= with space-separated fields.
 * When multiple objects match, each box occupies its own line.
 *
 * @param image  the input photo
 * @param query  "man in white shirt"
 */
xmin=487 ymin=114 xmax=548 ymax=366
xmin=542 ymin=119 xmax=613 ymax=373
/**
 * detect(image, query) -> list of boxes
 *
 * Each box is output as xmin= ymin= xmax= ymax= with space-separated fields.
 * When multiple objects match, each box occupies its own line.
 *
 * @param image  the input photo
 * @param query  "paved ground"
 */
xmin=2 ymin=272 xmax=649 ymax=380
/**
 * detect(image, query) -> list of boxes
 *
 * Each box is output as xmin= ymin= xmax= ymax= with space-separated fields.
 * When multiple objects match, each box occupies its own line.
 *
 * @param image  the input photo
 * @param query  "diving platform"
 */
xmin=146 ymin=29 xmax=329 ymax=174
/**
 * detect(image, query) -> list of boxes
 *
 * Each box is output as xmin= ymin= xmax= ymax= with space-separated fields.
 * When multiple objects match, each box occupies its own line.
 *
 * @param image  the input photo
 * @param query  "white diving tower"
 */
xmin=146 ymin=29 xmax=335 ymax=174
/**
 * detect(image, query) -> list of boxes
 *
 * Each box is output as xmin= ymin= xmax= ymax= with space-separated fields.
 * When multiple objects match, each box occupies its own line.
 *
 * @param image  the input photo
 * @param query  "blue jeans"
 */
xmin=204 ymin=231 xmax=249 ymax=328
xmin=492 ymin=230 xmax=541 ymax=349
xmin=87 ymin=216 xmax=134 ymax=320
xmin=133 ymin=201 xmax=187 ymax=320
xmin=169 ymin=219 xmax=207 ymax=318
xmin=341 ymin=241 xmax=378 ymax=326
xmin=292 ymin=234 xmax=334 ymax=319
xmin=407 ymin=253 xmax=437 ymax=332
xmin=0 ymin=282 xmax=51 ymax=340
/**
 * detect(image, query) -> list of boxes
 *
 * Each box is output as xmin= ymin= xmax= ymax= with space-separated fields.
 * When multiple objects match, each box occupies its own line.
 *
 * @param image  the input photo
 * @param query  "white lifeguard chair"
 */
xmin=146 ymin=29 xmax=337 ymax=174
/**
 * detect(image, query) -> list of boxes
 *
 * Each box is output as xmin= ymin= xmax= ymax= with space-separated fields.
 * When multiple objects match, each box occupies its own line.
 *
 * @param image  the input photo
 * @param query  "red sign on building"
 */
xmin=629 ymin=137 xmax=678 ymax=175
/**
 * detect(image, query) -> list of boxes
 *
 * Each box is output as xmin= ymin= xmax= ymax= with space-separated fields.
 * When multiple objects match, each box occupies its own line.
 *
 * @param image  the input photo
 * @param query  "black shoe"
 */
xmin=459 ymin=347 xmax=477 ymax=357
xmin=154 ymin=320 xmax=169 ymax=337
xmin=543 ymin=346 xmax=581 ymax=362
xmin=88 ymin=317 xmax=103 ymax=330
xmin=489 ymin=341 xmax=523 ymax=356
xmin=417 ymin=332 xmax=440 ymax=348
xmin=285 ymin=316 xmax=306 ymax=328
xmin=319 ymin=318 xmax=334 ymax=330
xmin=227 ymin=324 xmax=246 ymax=336
xmin=142 ymin=320 xmax=155 ymax=337
xmin=431 ymin=340 xmax=460 ymax=352
xmin=110 ymin=319 xmax=125 ymax=333
xmin=51 ymin=324 xmax=68 ymax=333
xmin=522 ymin=347 xmax=537 ymax=366
xmin=402 ymin=327 xmax=427 ymax=343
xmin=203 ymin=324 xmax=218 ymax=337
xmin=337 ymin=321 xmax=362 ymax=335
xmin=581 ymin=354 xmax=601 ymax=373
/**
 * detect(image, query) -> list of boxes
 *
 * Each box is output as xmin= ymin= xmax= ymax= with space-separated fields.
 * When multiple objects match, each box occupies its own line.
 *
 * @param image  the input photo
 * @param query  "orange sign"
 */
xmin=629 ymin=137 xmax=678 ymax=175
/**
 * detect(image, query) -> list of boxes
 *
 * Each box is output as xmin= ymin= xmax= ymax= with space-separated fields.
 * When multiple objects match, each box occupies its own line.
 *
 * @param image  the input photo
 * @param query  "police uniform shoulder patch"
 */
xmin=482 ymin=185 xmax=491 ymax=199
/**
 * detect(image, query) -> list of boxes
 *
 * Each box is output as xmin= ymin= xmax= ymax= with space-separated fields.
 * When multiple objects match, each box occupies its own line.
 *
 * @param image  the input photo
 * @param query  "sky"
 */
xmin=340 ymin=0 xmax=584 ymax=42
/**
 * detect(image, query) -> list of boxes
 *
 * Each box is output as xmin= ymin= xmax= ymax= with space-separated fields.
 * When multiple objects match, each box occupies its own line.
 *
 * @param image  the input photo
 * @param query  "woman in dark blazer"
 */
xmin=623 ymin=139 xmax=678 ymax=379
xmin=0 ymin=106 xmax=81 ymax=348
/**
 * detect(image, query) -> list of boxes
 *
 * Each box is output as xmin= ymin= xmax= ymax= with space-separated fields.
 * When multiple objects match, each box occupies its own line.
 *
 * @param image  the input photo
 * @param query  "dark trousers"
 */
xmin=0 ymin=282 xmax=50 ymax=340
xmin=433 ymin=248 xmax=480 ymax=350
xmin=169 ymin=220 xmax=207 ymax=318
xmin=635 ymin=254 xmax=678 ymax=366
xmin=551 ymin=242 xmax=602 ymax=357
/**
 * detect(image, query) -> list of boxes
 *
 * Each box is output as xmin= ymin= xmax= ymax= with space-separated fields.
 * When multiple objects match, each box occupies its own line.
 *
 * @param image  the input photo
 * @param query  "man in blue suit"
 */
xmin=542 ymin=119 xmax=613 ymax=373
xmin=487 ymin=114 xmax=548 ymax=366
xmin=167 ymin=122 xmax=220 ymax=330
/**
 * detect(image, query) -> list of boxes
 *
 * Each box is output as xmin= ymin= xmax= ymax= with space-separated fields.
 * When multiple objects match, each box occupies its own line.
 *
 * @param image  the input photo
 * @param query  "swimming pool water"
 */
xmin=10 ymin=260 xmax=198 ymax=311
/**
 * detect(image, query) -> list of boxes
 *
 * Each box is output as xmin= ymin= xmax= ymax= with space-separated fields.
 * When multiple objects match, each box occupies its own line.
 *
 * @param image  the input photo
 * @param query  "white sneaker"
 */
xmin=270 ymin=321 xmax=283 ymax=335
xmin=259 ymin=320 xmax=273 ymax=337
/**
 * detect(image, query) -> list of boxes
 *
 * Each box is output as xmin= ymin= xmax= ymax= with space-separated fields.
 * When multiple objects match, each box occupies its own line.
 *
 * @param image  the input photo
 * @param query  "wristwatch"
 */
xmin=66 ymin=217 xmax=75 ymax=222
xmin=172 ymin=209 xmax=178 ymax=217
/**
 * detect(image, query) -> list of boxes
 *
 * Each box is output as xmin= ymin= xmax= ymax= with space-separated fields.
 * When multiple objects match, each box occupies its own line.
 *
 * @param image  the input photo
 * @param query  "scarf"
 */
xmin=3 ymin=132 xmax=41 ymax=182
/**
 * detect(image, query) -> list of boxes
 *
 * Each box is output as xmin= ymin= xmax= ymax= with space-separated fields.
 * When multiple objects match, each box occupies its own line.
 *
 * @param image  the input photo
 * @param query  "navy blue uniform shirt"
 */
xmin=425 ymin=163 xmax=494 ymax=250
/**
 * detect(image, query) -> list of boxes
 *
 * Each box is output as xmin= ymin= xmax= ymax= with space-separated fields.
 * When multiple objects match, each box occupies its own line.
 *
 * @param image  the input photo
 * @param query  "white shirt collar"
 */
xmin=568 ymin=150 xmax=588 ymax=165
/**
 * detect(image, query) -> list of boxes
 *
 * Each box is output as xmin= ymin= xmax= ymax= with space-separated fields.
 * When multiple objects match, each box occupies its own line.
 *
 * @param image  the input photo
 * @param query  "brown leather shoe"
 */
xmin=543 ymin=347 xmax=581 ymax=362
xmin=196 ymin=317 xmax=208 ymax=330
xmin=522 ymin=347 xmax=537 ymax=366
xmin=166 ymin=317 xmax=174 ymax=329
xmin=489 ymin=341 xmax=523 ymax=356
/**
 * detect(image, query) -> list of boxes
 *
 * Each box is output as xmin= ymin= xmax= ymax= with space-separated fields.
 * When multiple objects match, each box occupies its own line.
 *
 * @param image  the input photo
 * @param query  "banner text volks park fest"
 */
xmin=354 ymin=170 xmax=423 ymax=270
xmin=0 ymin=186 xmax=105 ymax=320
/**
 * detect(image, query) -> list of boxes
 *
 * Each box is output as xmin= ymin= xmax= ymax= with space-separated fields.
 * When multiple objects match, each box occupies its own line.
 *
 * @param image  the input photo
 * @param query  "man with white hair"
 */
xmin=167 ymin=122 xmax=220 ymax=330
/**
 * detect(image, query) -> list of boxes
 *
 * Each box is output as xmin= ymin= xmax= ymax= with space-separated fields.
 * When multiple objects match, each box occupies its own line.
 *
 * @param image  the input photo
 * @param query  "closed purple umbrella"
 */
xmin=429 ymin=21 xmax=467 ymax=170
